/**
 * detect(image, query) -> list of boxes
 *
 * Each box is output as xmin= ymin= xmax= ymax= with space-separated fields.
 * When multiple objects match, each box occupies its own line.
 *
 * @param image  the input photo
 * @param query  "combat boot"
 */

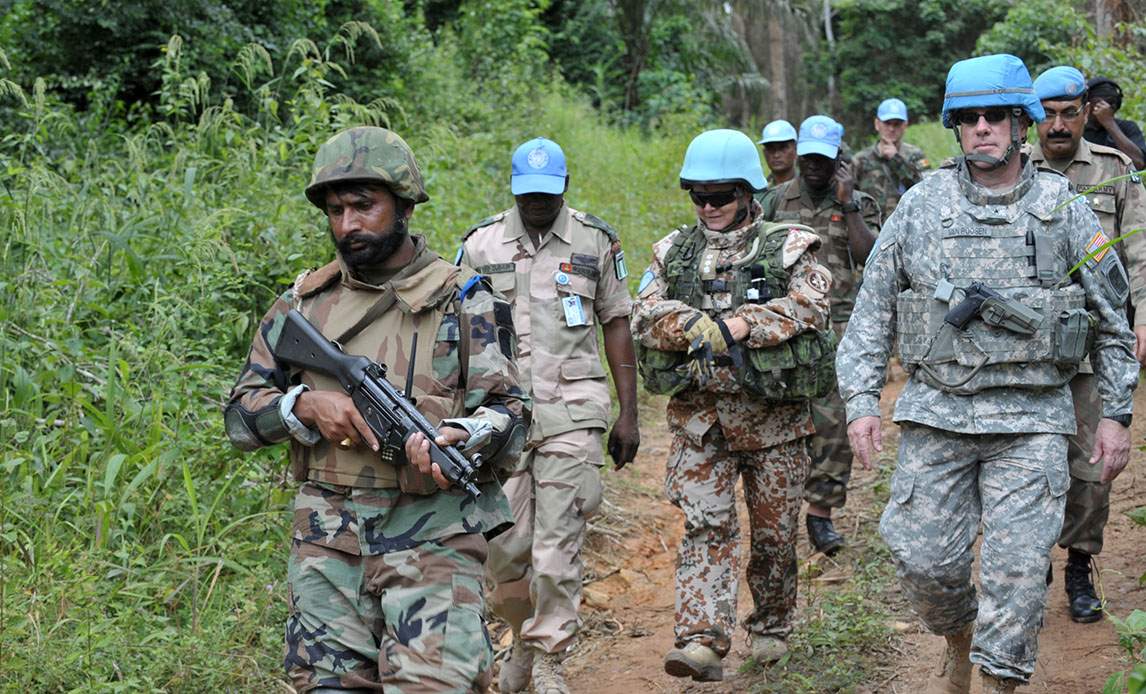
xmin=663 ymin=641 xmax=723 ymax=682
xmin=980 ymin=671 xmax=1018 ymax=693
xmin=1064 ymin=549 xmax=1103 ymax=623
xmin=749 ymin=634 xmax=788 ymax=664
xmin=806 ymin=514 xmax=845 ymax=556
xmin=531 ymin=651 xmax=570 ymax=694
xmin=498 ymin=639 xmax=534 ymax=693
xmin=925 ymin=625 xmax=972 ymax=694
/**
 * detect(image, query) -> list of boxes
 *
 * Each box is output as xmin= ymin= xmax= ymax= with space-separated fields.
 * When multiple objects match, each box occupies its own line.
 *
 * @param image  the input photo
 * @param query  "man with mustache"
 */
xmin=458 ymin=137 xmax=640 ymax=694
xmin=1029 ymin=65 xmax=1146 ymax=624
xmin=761 ymin=115 xmax=881 ymax=556
xmin=225 ymin=126 xmax=529 ymax=692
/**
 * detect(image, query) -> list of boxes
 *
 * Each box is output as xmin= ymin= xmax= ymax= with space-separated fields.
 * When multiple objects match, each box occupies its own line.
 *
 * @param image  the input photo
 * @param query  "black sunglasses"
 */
xmin=689 ymin=189 xmax=739 ymax=208
xmin=954 ymin=108 xmax=1011 ymax=126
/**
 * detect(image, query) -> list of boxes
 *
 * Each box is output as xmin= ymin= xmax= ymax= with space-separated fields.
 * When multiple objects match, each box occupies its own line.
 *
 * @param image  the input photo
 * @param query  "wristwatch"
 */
xmin=1105 ymin=413 xmax=1133 ymax=428
xmin=840 ymin=200 xmax=861 ymax=214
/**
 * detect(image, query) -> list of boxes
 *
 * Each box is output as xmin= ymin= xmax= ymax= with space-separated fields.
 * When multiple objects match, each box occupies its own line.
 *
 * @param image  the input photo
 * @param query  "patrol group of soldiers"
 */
xmin=223 ymin=50 xmax=1144 ymax=694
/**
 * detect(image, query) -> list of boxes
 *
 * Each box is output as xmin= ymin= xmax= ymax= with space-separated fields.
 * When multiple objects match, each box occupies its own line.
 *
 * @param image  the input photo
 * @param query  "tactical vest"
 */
xmin=637 ymin=222 xmax=837 ymax=401
xmin=894 ymin=174 xmax=1092 ymax=395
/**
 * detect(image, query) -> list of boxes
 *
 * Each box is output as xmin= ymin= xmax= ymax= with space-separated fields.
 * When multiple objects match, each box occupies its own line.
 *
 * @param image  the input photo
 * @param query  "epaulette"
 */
xmin=574 ymin=210 xmax=620 ymax=244
xmin=461 ymin=212 xmax=507 ymax=242
xmin=456 ymin=265 xmax=493 ymax=302
xmin=292 ymin=260 xmax=341 ymax=299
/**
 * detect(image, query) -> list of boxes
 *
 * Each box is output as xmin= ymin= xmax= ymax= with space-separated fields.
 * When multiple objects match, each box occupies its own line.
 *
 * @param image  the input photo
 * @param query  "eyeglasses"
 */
xmin=1044 ymin=107 xmax=1083 ymax=121
xmin=689 ymin=189 xmax=739 ymax=208
xmin=954 ymin=108 xmax=1011 ymax=126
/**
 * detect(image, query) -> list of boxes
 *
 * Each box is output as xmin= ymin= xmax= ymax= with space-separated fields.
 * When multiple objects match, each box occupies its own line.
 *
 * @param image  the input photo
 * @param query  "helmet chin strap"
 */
xmin=955 ymin=108 xmax=1024 ymax=171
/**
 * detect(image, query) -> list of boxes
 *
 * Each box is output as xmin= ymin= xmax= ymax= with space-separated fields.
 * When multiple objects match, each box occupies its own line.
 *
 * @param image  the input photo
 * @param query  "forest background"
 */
xmin=2 ymin=0 xmax=1146 ymax=690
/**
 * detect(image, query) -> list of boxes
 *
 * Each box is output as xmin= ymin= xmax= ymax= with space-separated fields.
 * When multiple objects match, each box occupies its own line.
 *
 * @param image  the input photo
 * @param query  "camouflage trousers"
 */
xmin=805 ymin=379 xmax=852 ymax=509
xmin=486 ymin=428 xmax=604 ymax=654
xmin=665 ymin=424 xmax=809 ymax=656
xmin=285 ymin=502 xmax=492 ymax=692
xmin=1061 ymin=373 xmax=1113 ymax=555
xmin=881 ymin=424 xmax=1068 ymax=683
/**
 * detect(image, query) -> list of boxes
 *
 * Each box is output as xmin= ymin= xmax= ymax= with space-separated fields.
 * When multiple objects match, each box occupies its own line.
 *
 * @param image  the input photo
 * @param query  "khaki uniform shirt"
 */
xmin=763 ymin=178 xmax=882 ymax=325
xmin=1030 ymin=139 xmax=1146 ymax=324
xmin=461 ymin=204 xmax=632 ymax=441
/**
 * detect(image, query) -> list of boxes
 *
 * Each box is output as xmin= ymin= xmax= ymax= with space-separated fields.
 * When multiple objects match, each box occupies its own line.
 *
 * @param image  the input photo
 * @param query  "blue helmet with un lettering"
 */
xmin=941 ymin=54 xmax=1045 ymax=127
xmin=679 ymin=129 xmax=767 ymax=193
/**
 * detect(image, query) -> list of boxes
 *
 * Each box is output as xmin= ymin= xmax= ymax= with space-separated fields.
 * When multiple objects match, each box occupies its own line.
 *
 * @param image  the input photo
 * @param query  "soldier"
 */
xmin=758 ymin=119 xmax=798 ymax=188
xmin=1083 ymin=76 xmax=1146 ymax=170
xmin=840 ymin=54 xmax=1136 ymax=693
xmin=761 ymin=114 xmax=881 ymax=555
xmin=458 ymin=137 xmax=640 ymax=694
xmin=853 ymin=98 xmax=930 ymax=220
xmin=634 ymin=129 xmax=833 ymax=681
xmin=224 ymin=126 xmax=529 ymax=693
xmin=1030 ymin=65 xmax=1146 ymax=623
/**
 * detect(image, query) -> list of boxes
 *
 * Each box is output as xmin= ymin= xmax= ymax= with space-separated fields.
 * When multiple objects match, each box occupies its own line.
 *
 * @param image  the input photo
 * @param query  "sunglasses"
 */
xmin=1044 ymin=107 xmax=1084 ymax=121
xmin=954 ymin=108 xmax=1011 ymax=126
xmin=689 ymin=189 xmax=739 ymax=208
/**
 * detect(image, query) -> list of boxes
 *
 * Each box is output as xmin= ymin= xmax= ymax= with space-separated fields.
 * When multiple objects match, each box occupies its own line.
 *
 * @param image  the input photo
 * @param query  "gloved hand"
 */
xmin=683 ymin=313 xmax=732 ymax=355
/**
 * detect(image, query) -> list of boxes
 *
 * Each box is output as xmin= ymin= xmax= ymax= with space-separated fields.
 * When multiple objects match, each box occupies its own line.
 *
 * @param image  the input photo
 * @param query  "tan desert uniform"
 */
xmin=459 ymin=203 xmax=632 ymax=654
xmin=763 ymin=179 xmax=881 ymax=512
xmin=1029 ymin=138 xmax=1146 ymax=554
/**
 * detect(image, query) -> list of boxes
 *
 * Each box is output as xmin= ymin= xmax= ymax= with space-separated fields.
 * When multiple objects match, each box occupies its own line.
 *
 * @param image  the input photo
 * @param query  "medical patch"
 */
xmin=1085 ymin=229 xmax=1111 ymax=267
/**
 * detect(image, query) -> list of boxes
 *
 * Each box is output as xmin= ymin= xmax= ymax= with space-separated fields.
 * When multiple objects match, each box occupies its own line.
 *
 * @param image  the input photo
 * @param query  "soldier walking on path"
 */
xmin=459 ymin=137 xmax=641 ymax=694
xmin=224 ymin=127 xmax=529 ymax=692
xmin=634 ymin=129 xmax=834 ymax=681
xmin=758 ymin=119 xmax=798 ymax=189
xmin=839 ymin=54 xmax=1137 ymax=694
xmin=761 ymin=115 xmax=881 ymax=555
xmin=1030 ymin=65 xmax=1146 ymax=623
xmin=853 ymin=98 xmax=930 ymax=221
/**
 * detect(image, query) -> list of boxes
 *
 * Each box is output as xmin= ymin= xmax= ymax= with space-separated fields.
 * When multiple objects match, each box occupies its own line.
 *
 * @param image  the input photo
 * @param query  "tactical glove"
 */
xmin=683 ymin=313 xmax=733 ymax=355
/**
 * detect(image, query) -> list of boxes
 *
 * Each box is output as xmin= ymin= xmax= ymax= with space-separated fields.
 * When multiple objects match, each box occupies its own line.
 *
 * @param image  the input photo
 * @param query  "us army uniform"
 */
xmin=836 ymin=157 xmax=1138 ymax=682
xmin=226 ymin=239 xmax=527 ymax=688
xmin=1029 ymin=138 xmax=1146 ymax=557
xmin=459 ymin=204 xmax=632 ymax=654
xmin=633 ymin=218 xmax=832 ymax=656
xmin=763 ymin=179 xmax=881 ymax=514
xmin=852 ymin=141 xmax=929 ymax=220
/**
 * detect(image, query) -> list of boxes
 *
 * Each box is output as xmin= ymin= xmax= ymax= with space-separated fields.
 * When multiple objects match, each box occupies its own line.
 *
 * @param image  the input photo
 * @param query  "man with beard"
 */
xmin=224 ymin=126 xmax=529 ymax=692
xmin=853 ymin=98 xmax=930 ymax=220
xmin=761 ymin=115 xmax=881 ymax=556
xmin=457 ymin=137 xmax=640 ymax=694
xmin=758 ymin=119 xmax=798 ymax=188
xmin=1029 ymin=65 xmax=1146 ymax=624
xmin=1083 ymin=76 xmax=1145 ymax=171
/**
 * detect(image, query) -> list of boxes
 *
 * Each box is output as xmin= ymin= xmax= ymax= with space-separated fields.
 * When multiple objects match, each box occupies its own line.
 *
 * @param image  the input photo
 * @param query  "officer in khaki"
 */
xmin=224 ymin=127 xmax=528 ymax=692
xmin=458 ymin=137 xmax=640 ymax=694
xmin=1030 ymin=66 xmax=1146 ymax=623
xmin=761 ymin=115 xmax=881 ymax=555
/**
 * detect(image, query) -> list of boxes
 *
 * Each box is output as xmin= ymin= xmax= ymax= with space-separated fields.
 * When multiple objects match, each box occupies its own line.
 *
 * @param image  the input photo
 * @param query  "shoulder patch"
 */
xmin=461 ymin=212 xmax=507 ymax=242
xmin=293 ymin=260 xmax=341 ymax=299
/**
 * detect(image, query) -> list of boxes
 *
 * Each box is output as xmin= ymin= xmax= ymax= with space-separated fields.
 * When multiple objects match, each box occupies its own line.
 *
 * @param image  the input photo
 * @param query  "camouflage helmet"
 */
xmin=305 ymin=127 xmax=429 ymax=209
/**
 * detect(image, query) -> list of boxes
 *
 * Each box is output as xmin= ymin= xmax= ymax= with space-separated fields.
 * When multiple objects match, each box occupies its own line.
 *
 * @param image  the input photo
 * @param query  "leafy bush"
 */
xmin=974 ymin=0 xmax=1089 ymax=75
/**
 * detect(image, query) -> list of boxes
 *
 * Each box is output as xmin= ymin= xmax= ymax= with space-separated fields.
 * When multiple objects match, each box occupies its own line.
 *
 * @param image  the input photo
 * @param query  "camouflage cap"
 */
xmin=305 ymin=127 xmax=430 ymax=208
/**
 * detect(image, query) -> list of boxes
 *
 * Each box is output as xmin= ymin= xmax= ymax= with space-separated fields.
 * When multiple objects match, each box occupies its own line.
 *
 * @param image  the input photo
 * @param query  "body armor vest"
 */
xmin=638 ymin=222 xmax=837 ymax=401
xmin=894 ymin=170 xmax=1092 ymax=395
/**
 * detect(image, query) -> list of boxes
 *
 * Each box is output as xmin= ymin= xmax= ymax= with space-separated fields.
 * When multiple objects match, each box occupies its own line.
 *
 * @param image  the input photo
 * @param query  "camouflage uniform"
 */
xmin=836 ymin=158 xmax=1137 ymax=682
xmin=1029 ymin=139 xmax=1146 ymax=556
xmin=762 ymin=179 xmax=882 ymax=511
xmin=225 ymin=128 xmax=528 ymax=693
xmin=458 ymin=204 xmax=632 ymax=654
xmin=633 ymin=216 xmax=831 ymax=655
xmin=852 ymin=141 xmax=929 ymax=221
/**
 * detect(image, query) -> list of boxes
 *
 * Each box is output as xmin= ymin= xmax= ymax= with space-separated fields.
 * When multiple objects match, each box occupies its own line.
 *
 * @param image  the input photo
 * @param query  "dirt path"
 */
xmin=528 ymin=369 xmax=1146 ymax=693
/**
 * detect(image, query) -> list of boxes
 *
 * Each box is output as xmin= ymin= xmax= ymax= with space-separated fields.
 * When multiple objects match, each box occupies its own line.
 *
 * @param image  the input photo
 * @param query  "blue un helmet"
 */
xmin=1033 ymin=66 xmax=1087 ymax=102
xmin=679 ymin=129 xmax=767 ymax=193
xmin=941 ymin=54 xmax=1044 ymax=169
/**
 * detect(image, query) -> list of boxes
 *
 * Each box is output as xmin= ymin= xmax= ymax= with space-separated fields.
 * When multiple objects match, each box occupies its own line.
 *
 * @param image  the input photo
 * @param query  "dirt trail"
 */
xmin=529 ymin=369 xmax=1146 ymax=693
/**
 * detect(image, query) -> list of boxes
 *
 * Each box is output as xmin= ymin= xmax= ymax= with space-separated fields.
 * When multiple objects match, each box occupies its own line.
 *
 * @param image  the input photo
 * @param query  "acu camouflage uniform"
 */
xmin=1029 ymin=138 xmax=1146 ymax=556
xmin=633 ymin=215 xmax=832 ymax=656
xmin=458 ymin=204 xmax=632 ymax=655
xmin=852 ymin=141 xmax=929 ymax=221
xmin=836 ymin=157 xmax=1137 ymax=682
xmin=762 ymin=178 xmax=882 ymax=511
xmin=225 ymin=236 xmax=528 ymax=693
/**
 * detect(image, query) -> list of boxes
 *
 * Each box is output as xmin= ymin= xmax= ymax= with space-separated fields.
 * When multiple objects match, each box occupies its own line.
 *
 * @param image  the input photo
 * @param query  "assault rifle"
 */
xmin=272 ymin=309 xmax=482 ymax=498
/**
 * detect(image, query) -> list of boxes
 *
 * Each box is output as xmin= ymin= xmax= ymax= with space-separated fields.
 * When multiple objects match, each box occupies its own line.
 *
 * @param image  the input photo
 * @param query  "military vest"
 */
xmin=894 ymin=167 xmax=1092 ymax=395
xmin=637 ymin=222 xmax=837 ymax=401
